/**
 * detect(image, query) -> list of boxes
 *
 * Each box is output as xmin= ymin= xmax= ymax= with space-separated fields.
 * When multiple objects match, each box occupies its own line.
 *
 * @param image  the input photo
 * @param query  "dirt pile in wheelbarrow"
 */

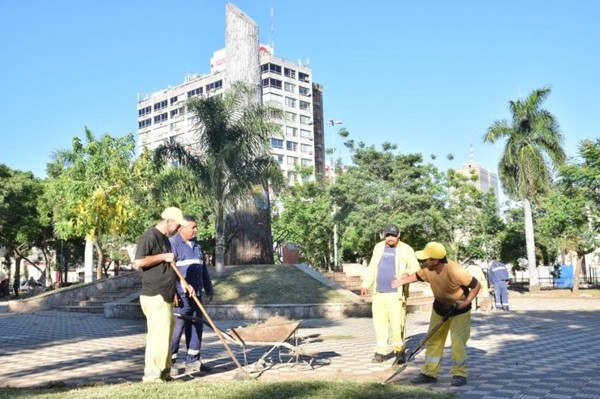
xmin=229 ymin=316 xmax=300 ymax=343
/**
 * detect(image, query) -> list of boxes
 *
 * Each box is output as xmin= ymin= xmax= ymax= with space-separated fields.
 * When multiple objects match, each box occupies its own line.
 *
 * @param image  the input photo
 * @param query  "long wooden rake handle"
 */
xmin=170 ymin=262 xmax=250 ymax=378
xmin=384 ymin=305 xmax=457 ymax=384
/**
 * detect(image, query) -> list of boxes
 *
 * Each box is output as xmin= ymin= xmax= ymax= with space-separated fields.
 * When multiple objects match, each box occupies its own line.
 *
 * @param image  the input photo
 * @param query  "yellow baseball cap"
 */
xmin=415 ymin=242 xmax=447 ymax=260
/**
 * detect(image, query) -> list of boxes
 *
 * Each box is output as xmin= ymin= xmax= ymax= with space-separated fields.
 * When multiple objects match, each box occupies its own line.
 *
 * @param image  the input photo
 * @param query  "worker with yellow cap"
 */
xmin=392 ymin=241 xmax=480 ymax=387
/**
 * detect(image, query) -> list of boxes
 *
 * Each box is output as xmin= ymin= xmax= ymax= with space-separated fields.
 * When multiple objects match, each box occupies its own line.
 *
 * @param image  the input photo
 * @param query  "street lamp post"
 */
xmin=327 ymin=119 xmax=343 ymax=271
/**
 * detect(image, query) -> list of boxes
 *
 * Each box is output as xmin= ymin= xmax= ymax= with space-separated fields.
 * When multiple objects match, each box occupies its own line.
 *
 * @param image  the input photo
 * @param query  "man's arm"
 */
xmin=360 ymin=243 xmax=381 ymax=297
xmin=455 ymin=278 xmax=481 ymax=310
xmin=391 ymin=272 xmax=418 ymax=288
xmin=134 ymin=253 xmax=175 ymax=269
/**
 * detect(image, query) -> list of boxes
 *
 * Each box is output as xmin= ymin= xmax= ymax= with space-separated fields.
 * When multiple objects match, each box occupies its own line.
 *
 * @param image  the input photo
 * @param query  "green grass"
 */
xmin=0 ymin=380 xmax=455 ymax=399
xmin=209 ymin=265 xmax=353 ymax=304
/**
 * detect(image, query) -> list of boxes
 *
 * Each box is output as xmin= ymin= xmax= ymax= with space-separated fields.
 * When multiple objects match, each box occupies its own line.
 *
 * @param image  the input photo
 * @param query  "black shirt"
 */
xmin=135 ymin=227 xmax=176 ymax=302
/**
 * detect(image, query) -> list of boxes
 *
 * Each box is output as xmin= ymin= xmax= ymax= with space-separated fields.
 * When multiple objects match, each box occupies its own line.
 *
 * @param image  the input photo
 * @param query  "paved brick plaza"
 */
xmin=1 ymin=296 xmax=599 ymax=398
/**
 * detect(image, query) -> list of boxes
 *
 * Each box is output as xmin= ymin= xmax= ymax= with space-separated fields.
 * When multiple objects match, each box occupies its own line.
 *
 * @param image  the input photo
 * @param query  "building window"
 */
xmin=286 ymin=126 xmax=297 ymax=137
xmin=287 ymin=156 xmax=298 ymax=166
xmin=187 ymin=87 xmax=203 ymax=98
xmin=153 ymin=100 xmax=167 ymax=111
xmin=299 ymin=100 xmax=310 ymax=111
xmin=262 ymin=78 xmax=282 ymax=89
xmin=138 ymin=118 xmax=152 ymax=129
xmin=261 ymin=63 xmax=282 ymax=74
xmin=153 ymin=112 xmax=168 ymax=123
xmin=285 ymin=111 xmax=297 ymax=123
xmin=300 ymin=129 xmax=312 ymax=139
xmin=299 ymin=72 xmax=310 ymax=82
xmin=287 ymin=141 xmax=298 ymax=151
xmin=271 ymin=138 xmax=284 ymax=149
xmin=170 ymin=96 xmax=178 ymax=105
xmin=285 ymin=97 xmax=296 ymax=107
xmin=284 ymin=82 xmax=296 ymax=93
xmin=206 ymin=80 xmax=223 ymax=92
xmin=276 ymin=154 xmax=284 ymax=164
xmin=300 ymin=115 xmax=311 ymax=125
xmin=284 ymin=67 xmax=296 ymax=79
xmin=138 ymin=106 xmax=151 ymax=117
xmin=299 ymin=86 xmax=310 ymax=96
xmin=170 ymin=108 xmax=183 ymax=118
xmin=301 ymin=158 xmax=312 ymax=166
xmin=301 ymin=144 xmax=312 ymax=154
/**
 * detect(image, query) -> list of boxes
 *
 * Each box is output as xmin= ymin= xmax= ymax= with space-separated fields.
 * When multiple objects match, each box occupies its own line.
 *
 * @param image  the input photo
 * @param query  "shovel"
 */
xmin=383 ymin=305 xmax=457 ymax=384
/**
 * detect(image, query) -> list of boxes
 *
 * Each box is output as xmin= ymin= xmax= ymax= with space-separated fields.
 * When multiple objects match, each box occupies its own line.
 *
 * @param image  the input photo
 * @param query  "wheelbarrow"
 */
xmin=175 ymin=314 xmax=317 ymax=375
xmin=226 ymin=319 xmax=316 ymax=373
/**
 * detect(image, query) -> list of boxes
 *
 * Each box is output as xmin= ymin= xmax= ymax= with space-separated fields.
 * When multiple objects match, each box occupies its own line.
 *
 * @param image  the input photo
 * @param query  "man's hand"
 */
xmin=360 ymin=288 xmax=369 ymax=297
xmin=391 ymin=273 xmax=409 ymax=289
xmin=163 ymin=252 xmax=175 ymax=263
xmin=455 ymin=299 xmax=470 ymax=310
xmin=206 ymin=293 xmax=214 ymax=303
xmin=183 ymin=282 xmax=196 ymax=297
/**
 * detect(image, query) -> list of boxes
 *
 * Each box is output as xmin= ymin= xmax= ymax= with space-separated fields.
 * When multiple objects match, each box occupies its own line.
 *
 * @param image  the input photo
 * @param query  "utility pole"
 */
xmin=327 ymin=119 xmax=343 ymax=270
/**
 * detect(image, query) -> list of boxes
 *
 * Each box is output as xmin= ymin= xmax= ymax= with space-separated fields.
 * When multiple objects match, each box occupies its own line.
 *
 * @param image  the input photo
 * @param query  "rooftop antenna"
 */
xmin=269 ymin=7 xmax=275 ymax=52
xmin=469 ymin=143 xmax=475 ymax=163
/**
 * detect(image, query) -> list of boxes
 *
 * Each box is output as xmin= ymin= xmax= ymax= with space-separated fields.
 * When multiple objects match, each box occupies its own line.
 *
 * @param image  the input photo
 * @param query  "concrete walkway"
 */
xmin=1 ymin=297 xmax=599 ymax=398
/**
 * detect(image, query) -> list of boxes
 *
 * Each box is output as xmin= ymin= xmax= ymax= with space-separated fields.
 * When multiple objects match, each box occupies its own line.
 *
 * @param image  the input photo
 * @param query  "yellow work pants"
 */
xmin=421 ymin=310 xmax=471 ymax=378
xmin=372 ymin=292 xmax=406 ymax=355
xmin=140 ymin=294 xmax=175 ymax=381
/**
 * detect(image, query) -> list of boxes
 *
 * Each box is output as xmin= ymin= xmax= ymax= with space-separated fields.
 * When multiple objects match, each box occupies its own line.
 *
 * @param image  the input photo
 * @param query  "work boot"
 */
xmin=410 ymin=373 xmax=437 ymax=384
xmin=185 ymin=361 xmax=201 ymax=373
xmin=371 ymin=353 xmax=386 ymax=363
xmin=159 ymin=369 xmax=174 ymax=382
xmin=185 ymin=361 xmax=212 ymax=373
xmin=451 ymin=376 xmax=467 ymax=386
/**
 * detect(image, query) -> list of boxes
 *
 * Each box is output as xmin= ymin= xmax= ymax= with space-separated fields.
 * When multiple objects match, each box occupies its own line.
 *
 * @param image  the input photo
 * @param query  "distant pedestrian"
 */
xmin=466 ymin=261 xmax=490 ymax=311
xmin=360 ymin=224 xmax=420 ymax=364
xmin=27 ymin=277 xmax=37 ymax=294
xmin=0 ymin=279 xmax=8 ymax=297
xmin=488 ymin=259 xmax=510 ymax=311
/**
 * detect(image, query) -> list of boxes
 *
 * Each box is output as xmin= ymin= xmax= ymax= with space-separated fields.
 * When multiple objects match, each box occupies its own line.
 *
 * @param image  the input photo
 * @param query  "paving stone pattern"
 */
xmin=1 ymin=297 xmax=599 ymax=398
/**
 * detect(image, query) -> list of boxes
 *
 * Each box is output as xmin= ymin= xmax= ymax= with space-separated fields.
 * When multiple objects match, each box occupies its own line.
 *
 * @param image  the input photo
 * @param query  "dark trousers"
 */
xmin=493 ymin=281 xmax=509 ymax=310
xmin=171 ymin=295 xmax=204 ymax=364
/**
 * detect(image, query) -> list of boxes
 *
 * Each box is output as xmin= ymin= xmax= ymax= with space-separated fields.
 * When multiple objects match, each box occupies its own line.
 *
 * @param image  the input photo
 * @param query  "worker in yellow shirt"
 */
xmin=360 ymin=224 xmax=420 ymax=364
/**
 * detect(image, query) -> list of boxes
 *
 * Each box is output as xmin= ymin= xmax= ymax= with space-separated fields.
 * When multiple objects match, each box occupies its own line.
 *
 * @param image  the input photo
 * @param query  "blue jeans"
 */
xmin=171 ymin=295 xmax=204 ymax=365
xmin=493 ymin=281 xmax=509 ymax=310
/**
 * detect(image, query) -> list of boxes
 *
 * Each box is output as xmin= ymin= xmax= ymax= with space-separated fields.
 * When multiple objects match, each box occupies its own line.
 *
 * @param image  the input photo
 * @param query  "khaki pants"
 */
xmin=372 ymin=292 xmax=406 ymax=355
xmin=421 ymin=310 xmax=471 ymax=378
xmin=140 ymin=294 xmax=174 ymax=381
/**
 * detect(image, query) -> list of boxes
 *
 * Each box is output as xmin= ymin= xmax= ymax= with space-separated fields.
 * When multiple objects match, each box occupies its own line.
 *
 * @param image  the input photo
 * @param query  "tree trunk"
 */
xmin=94 ymin=241 xmax=104 ymax=280
xmin=214 ymin=204 xmax=226 ymax=277
xmin=225 ymin=190 xmax=274 ymax=266
xmin=572 ymin=255 xmax=584 ymax=295
xmin=14 ymin=256 xmax=22 ymax=297
xmin=523 ymin=198 xmax=539 ymax=291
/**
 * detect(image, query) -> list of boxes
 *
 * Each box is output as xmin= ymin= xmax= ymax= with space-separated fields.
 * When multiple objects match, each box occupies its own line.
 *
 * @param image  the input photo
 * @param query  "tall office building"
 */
xmin=456 ymin=146 xmax=500 ymax=197
xmin=136 ymin=6 xmax=325 ymax=182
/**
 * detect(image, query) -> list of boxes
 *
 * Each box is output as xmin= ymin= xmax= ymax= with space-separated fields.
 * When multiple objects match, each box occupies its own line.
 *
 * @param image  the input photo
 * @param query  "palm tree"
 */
xmin=155 ymin=82 xmax=282 ymax=276
xmin=483 ymin=86 xmax=565 ymax=290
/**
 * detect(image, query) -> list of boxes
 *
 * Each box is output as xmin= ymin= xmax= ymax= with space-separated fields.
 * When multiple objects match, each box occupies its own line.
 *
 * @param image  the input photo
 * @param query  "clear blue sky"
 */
xmin=1 ymin=0 xmax=598 ymax=181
